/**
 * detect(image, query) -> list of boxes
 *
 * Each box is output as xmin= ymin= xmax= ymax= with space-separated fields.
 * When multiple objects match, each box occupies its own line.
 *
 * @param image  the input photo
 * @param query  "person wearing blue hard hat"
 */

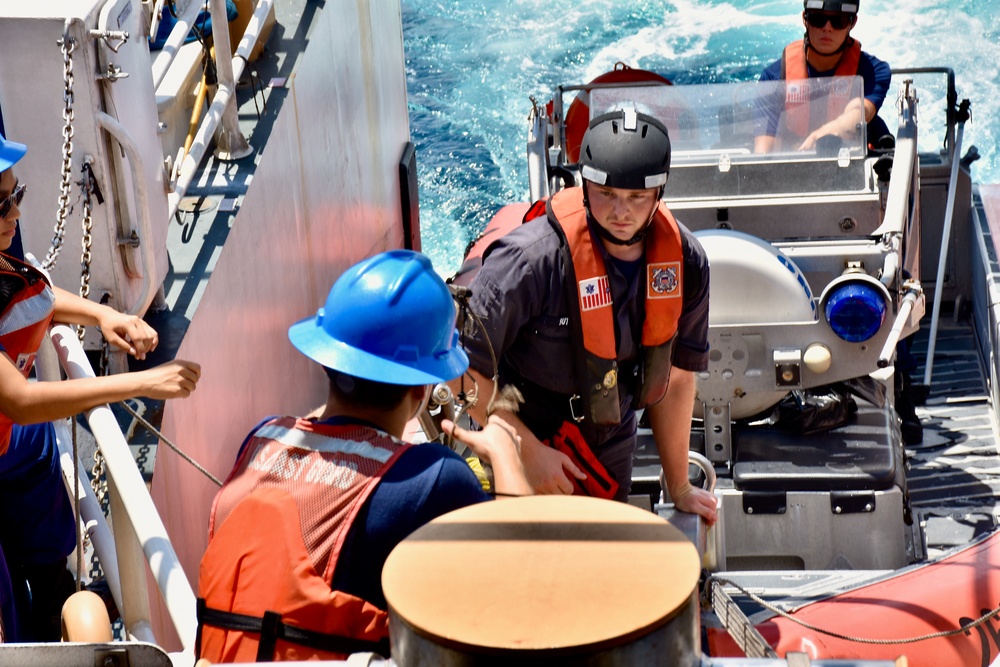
xmin=0 ymin=132 xmax=202 ymax=642
xmin=197 ymin=249 xmax=529 ymax=663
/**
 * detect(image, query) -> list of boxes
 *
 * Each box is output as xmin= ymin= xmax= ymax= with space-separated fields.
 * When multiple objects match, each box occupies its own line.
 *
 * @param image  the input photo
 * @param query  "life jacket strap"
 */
xmin=195 ymin=597 xmax=391 ymax=661
xmin=546 ymin=421 xmax=620 ymax=499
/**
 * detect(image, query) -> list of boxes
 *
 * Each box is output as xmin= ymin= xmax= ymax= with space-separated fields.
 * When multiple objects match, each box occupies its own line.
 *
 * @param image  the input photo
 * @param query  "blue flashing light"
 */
xmin=825 ymin=283 xmax=886 ymax=342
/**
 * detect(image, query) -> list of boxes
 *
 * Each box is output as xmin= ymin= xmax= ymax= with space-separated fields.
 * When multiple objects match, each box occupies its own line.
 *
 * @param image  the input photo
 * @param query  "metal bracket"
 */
xmin=830 ymin=490 xmax=876 ymax=515
xmin=97 ymin=63 xmax=130 ymax=82
xmin=94 ymin=647 xmax=131 ymax=667
xmin=743 ymin=491 xmax=787 ymax=515
xmin=703 ymin=402 xmax=732 ymax=463
xmin=90 ymin=29 xmax=129 ymax=53
xmin=117 ymin=230 xmax=140 ymax=248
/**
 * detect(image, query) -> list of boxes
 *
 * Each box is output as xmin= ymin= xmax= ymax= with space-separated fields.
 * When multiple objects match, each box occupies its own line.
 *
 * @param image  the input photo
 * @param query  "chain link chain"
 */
xmin=43 ymin=26 xmax=77 ymax=271
xmin=90 ymin=341 xmax=110 ymax=514
xmin=76 ymin=175 xmax=94 ymax=340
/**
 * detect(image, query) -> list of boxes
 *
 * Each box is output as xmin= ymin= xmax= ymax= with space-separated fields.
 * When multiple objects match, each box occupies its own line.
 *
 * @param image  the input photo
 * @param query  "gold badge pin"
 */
xmin=603 ymin=369 xmax=617 ymax=389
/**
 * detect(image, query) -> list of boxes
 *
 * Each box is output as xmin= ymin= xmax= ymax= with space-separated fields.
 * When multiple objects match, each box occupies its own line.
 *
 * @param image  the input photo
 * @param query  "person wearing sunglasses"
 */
xmin=754 ymin=0 xmax=891 ymax=153
xmin=0 ymin=132 xmax=202 ymax=642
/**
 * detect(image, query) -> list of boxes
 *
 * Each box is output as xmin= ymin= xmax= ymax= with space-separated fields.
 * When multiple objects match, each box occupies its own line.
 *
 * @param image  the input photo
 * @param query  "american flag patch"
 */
xmin=579 ymin=276 xmax=612 ymax=311
xmin=786 ymin=82 xmax=809 ymax=104
xmin=15 ymin=353 xmax=35 ymax=373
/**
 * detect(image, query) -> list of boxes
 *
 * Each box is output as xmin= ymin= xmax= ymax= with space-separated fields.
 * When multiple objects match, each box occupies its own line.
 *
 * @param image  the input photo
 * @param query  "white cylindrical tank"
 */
xmin=696 ymin=229 xmax=817 ymax=419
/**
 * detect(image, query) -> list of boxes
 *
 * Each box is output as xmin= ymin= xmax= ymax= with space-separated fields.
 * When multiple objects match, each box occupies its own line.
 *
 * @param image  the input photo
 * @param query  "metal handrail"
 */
xmin=151 ymin=0 xmax=207 ymax=91
xmin=872 ymin=81 xmax=919 ymax=240
xmin=93 ymin=112 xmax=157 ymax=316
xmin=41 ymin=324 xmax=198 ymax=658
xmin=167 ymin=0 xmax=274 ymax=216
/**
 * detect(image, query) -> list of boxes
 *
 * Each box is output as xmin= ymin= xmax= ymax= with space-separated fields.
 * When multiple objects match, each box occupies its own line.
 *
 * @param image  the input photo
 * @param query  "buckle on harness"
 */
xmin=569 ymin=394 xmax=585 ymax=423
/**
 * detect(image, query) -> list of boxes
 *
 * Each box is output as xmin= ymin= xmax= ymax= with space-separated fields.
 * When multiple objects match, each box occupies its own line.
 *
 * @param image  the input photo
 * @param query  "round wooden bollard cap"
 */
xmin=382 ymin=495 xmax=700 ymax=652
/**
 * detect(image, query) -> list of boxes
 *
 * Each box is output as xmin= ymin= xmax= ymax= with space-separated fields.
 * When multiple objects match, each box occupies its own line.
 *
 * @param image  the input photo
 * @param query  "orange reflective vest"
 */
xmin=542 ymin=187 xmax=684 ymax=425
xmin=197 ymin=417 xmax=411 ymax=662
xmin=780 ymin=39 xmax=862 ymax=137
xmin=0 ymin=253 xmax=55 ymax=455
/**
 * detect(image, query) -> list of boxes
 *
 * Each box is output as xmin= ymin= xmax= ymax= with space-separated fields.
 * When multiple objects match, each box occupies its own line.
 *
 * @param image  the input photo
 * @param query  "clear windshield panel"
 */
xmin=588 ymin=77 xmax=869 ymax=199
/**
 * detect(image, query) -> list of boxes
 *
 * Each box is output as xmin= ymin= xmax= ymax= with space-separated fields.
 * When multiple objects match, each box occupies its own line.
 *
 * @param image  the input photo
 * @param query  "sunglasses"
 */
xmin=0 ymin=182 xmax=25 ymax=219
xmin=805 ymin=12 xmax=853 ymax=30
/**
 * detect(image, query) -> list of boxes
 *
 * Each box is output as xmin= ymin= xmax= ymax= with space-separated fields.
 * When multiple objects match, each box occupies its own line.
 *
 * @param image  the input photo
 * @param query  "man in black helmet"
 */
xmin=755 ymin=0 xmax=891 ymax=153
xmin=459 ymin=108 xmax=717 ymax=523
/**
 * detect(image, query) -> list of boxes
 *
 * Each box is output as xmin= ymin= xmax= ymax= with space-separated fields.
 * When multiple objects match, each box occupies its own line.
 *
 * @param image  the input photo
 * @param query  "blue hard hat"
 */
xmin=288 ymin=250 xmax=469 ymax=386
xmin=0 ymin=133 xmax=27 ymax=173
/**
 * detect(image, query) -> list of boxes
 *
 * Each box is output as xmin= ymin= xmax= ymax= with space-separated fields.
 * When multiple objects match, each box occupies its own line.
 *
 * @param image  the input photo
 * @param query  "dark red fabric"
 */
xmin=546 ymin=421 xmax=619 ymax=500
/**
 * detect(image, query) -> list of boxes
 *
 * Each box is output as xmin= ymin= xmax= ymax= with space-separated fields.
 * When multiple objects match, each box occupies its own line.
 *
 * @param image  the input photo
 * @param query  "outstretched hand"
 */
xmin=442 ymin=415 xmax=533 ymax=497
xmin=136 ymin=360 xmax=201 ymax=399
xmin=442 ymin=414 xmax=521 ymax=462
xmin=97 ymin=310 xmax=159 ymax=360
xmin=519 ymin=434 xmax=586 ymax=495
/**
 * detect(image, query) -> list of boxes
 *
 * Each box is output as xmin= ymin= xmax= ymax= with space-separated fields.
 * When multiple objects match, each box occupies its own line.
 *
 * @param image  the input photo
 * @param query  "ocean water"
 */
xmin=401 ymin=0 xmax=1000 ymax=276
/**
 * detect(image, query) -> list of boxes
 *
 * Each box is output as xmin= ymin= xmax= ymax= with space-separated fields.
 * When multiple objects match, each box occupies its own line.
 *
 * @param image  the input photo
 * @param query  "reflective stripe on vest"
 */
xmin=780 ymin=39 xmax=862 ymax=136
xmin=544 ymin=187 xmax=684 ymax=422
xmin=198 ymin=417 xmax=409 ymax=662
xmin=0 ymin=254 xmax=55 ymax=454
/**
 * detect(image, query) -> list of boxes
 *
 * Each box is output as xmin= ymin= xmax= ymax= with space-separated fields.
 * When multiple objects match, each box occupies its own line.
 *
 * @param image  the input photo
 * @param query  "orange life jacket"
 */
xmin=780 ymin=39 xmax=862 ymax=137
xmin=0 ymin=253 xmax=55 ymax=455
xmin=197 ymin=417 xmax=411 ymax=662
xmin=543 ymin=187 xmax=684 ymax=425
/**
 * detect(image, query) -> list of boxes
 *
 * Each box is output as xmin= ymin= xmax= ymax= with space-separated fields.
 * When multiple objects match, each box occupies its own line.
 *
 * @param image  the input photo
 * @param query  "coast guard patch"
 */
xmin=647 ymin=262 xmax=680 ymax=299
xmin=579 ymin=276 xmax=612 ymax=311
xmin=832 ymin=77 xmax=852 ymax=96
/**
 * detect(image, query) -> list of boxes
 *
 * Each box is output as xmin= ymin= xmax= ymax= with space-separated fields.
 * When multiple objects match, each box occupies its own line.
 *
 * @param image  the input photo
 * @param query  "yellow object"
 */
xmin=465 ymin=457 xmax=491 ymax=492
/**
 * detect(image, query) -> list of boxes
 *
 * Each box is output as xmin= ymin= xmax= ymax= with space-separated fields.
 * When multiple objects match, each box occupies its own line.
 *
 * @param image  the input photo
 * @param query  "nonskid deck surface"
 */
xmin=907 ymin=317 xmax=1000 ymax=554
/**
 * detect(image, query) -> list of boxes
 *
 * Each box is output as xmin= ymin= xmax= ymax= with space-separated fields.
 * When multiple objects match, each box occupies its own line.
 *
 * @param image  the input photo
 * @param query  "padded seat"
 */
xmin=733 ymin=401 xmax=900 ymax=492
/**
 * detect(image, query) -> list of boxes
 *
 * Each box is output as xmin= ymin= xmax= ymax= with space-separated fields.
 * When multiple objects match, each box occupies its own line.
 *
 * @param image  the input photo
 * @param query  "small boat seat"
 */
xmin=733 ymin=401 xmax=900 ymax=492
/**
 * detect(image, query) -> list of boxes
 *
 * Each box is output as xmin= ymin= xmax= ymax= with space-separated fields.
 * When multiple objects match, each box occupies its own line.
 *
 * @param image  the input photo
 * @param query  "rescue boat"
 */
xmin=448 ymin=63 xmax=999 ymax=667
xmin=0 ymin=0 xmax=996 ymax=665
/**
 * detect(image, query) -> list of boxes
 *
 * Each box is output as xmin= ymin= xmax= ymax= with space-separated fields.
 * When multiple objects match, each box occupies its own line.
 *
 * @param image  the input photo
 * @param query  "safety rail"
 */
xmin=93 ymin=112 xmax=158 ymax=316
xmin=166 ymin=0 xmax=272 ymax=216
xmin=150 ymin=0 xmax=207 ymax=91
xmin=34 ymin=325 xmax=197 ymax=662
xmin=872 ymin=79 xmax=920 ymax=256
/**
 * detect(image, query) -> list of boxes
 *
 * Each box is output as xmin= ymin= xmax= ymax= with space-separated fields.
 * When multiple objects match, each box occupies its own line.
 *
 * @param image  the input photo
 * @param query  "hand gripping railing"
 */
xmin=36 ymin=325 xmax=198 ymax=661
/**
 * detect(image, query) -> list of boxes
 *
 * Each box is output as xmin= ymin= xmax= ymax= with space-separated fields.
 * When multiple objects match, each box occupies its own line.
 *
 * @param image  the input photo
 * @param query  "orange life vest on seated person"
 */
xmin=780 ymin=38 xmax=862 ymax=137
xmin=536 ymin=186 xmax=685 ymax=426
xmin=197 ymin=417 xmax=411 ymax=663
xmin=0 ymin=253 xmax=55 ymax=455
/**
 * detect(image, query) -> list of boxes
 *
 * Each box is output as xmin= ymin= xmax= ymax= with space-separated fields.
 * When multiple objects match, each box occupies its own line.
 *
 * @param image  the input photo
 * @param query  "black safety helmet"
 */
xmin=804 ymin=0 xmax=859 ymax=14
xmin=578 ymin=109 xmax=671 ymax=191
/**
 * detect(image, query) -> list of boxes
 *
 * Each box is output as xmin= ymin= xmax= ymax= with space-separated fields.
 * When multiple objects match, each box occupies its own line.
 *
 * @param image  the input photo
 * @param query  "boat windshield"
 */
xmin=588 ymin=76 xmax=870 ymax=199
